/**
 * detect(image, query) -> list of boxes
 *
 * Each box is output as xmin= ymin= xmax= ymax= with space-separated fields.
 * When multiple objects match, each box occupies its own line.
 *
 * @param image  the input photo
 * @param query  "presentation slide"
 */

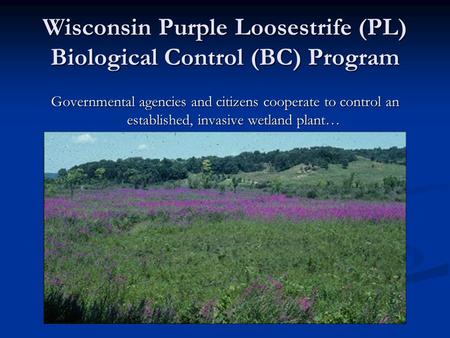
xmin=0 ymin=0 xmax=448 ymax=337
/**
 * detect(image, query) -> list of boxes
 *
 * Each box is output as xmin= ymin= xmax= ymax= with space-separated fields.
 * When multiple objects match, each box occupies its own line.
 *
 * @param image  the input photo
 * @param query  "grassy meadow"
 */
xmin=237 ymin=156 xmax=404 ymax=187
xmin=45 ymin=187 xmax=406 ymax=324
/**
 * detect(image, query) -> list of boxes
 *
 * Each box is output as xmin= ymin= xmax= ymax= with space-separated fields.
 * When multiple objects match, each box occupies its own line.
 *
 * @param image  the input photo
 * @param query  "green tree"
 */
xmin=383 ymin=175 xmax=400 ymax=193
xmin=57 ymin=168 xmax=68 ymax=178
xmin=125 ymin=169 xmax=144 ymax=189
xmin=187 ymin=175 xmax=201 ymax=189
xmin=231 ymin=177 xmax=241 ymax=193
xmin=65 ymin=168 xmax=86 ymax=198
xmin=95 ymin=167 xmax=107 ymax=188
xmin=342 ymin=172 xmax=356 ymax=194
xmin=201 ymin=159 xmax=213 ymax=189
xmin=271 ymin=178 xmax=282 ymax=194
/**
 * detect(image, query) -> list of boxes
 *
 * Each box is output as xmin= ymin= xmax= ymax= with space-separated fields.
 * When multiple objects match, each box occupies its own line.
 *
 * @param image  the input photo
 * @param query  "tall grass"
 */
xmin=45 ymin=188 xmax=405 ymax=324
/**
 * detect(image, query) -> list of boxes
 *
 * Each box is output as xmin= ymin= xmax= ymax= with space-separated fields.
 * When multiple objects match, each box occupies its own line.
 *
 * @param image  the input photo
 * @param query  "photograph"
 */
xmin=44 ymin=132 xmax=406 ymax=324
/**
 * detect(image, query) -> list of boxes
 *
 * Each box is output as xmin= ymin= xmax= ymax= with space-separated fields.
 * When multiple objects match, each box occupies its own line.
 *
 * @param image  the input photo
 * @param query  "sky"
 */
xmin=44 ymin=132 xmax=406 ymax=172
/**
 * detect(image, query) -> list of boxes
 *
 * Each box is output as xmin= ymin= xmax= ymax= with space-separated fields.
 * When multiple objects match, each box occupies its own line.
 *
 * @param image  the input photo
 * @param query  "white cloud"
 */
xmin=137 ymin=144 xmax=149 ymax=150
xmin=73 ymin=133 xmax=96 ymax=144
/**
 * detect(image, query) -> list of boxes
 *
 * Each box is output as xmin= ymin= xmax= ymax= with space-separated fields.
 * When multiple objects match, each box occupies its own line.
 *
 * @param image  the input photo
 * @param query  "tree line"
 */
xmin=50 ymin=146 xmax=405 ymax=189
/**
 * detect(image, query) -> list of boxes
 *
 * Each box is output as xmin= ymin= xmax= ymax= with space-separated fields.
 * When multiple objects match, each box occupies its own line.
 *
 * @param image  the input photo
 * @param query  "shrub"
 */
xmin=306 ymin=190 xmax=318 ymax=199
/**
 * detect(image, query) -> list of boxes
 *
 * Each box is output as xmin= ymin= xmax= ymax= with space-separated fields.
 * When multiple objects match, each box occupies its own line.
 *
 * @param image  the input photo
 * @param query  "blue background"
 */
xmin=0 ymin=1 xmax=449 ymax=337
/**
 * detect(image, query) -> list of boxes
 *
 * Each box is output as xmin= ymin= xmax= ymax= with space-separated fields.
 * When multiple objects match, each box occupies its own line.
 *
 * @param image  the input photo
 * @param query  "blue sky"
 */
xmin=44 ymin=132 xmax=405 ymax=172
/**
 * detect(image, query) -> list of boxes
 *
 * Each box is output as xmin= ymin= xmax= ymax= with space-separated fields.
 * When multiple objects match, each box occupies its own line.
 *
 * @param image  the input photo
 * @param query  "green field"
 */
xmin=182 ymin=157 xmax=406 ymax=201
xmin=45 ymin=216 xmax=406 ymax=324
xmin=237 ymin=157 xmax=405 ymax=186
xmin=45 ymin=152 xmax=406 ymax=323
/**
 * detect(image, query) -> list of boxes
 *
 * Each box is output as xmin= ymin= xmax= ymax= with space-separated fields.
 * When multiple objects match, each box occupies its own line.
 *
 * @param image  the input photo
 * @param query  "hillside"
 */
xmin=207 ymin=156 xmax=406 ymax=201
xmin=236 ymin=156 xmax=405 ymax=186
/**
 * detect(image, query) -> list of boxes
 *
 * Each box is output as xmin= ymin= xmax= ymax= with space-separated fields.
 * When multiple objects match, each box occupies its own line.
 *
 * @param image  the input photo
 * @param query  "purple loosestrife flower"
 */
xmin=267 ymin=276 xmax=284 ymax=290
xmin=298 ymin=297 xmax=313 ymax=312
xmin=379 ymin=315 xmax=390 ymax=324
xmin=78 ymin=226 xmax=90 ymax=235
xmin=44 ymin=248 xmax=55 ymax=258
xmin=143 ymin=299 xmax=154 ymax=323
xmin=49 ymin=277 xmax=63 ymax=287
xmin=199 ymin=299 xmax=216 ymax=322
xmin=242 ymin=280 xmax=269 ymax=298
xmin=45 ymin=187 xmax=405 ymax=223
